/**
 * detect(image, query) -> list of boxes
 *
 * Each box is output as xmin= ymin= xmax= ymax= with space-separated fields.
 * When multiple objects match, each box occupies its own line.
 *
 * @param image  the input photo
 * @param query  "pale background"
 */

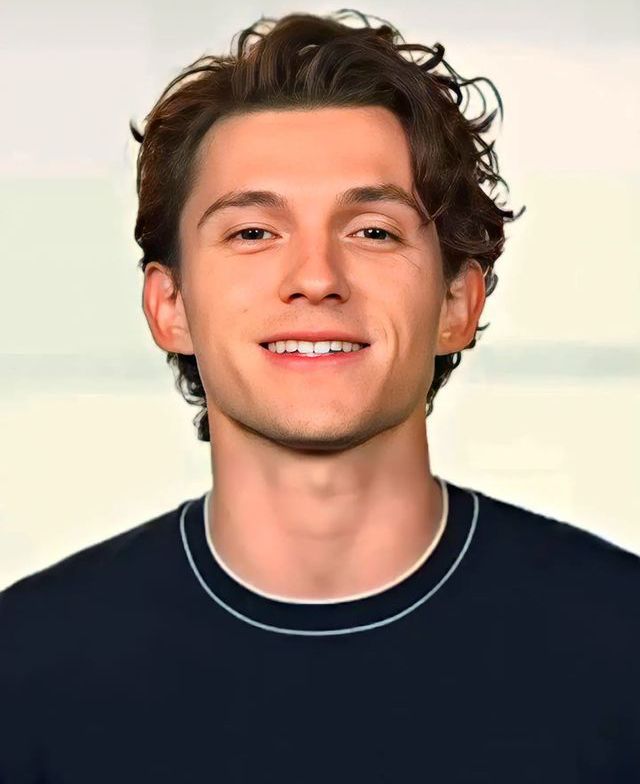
xmin=1 ymin=0 xmax=638 ymax=590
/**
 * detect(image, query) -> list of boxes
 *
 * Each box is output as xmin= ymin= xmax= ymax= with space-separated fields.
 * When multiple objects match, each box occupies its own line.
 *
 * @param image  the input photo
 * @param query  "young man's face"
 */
xmin=147 ymin=105 xmax=460 ymax=451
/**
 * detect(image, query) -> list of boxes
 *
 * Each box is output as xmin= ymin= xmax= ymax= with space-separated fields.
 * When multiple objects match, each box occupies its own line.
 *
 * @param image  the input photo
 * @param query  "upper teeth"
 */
xmin=266 ymin=340 xmax=365 ymax=354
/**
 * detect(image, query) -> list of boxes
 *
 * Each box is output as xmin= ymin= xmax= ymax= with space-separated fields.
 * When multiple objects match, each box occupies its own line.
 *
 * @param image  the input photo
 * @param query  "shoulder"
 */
xmin=472 ymin=484 xmax=640 ymax=569
xmin=0 ymin=500 xmax=194 ymax=777
xmin=465 ymin=483 xmax=640 ymax=616
xmin=0 ymin=497 xmax=194 ymax=644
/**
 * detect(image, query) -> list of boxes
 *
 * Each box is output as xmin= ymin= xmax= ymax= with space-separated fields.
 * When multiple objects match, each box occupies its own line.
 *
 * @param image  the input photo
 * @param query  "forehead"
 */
xmin=193 ymin=106 xmax=414 ymax=193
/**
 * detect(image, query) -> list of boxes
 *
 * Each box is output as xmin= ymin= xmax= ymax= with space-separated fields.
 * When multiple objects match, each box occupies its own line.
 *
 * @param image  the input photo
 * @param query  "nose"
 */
xmin=278 ymin=235 xmax=351 ymax=305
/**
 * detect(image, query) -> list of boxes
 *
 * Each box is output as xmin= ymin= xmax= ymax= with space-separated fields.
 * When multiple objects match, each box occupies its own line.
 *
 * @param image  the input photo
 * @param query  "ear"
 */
xmin=435 ymin=259 xmax=487 ymax=357
xmin=142 ymin=262 xmax=195 ymax=355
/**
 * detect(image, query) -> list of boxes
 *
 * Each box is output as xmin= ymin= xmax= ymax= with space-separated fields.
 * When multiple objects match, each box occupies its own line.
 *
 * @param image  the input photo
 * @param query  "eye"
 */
xmin=353 ymin=226 xmax=401 ymax=243
xmin=227 ymin=227 xmax=276 ymax=243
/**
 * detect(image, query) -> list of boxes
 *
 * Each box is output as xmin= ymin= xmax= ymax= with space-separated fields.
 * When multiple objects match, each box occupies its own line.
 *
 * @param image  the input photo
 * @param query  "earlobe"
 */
xmin=142 ymin=262 xmax=195 ymax=355
xmin=435 ymin=259 xmax=486 ymax=356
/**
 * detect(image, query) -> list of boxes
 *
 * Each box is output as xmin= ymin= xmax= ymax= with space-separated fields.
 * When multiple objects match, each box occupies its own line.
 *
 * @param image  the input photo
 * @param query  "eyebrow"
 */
xmin=196 ymin=183 xmax=429 ymax=230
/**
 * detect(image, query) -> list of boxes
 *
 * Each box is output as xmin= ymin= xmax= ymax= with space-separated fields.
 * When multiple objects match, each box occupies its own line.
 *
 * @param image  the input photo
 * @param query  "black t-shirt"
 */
xmin=1 ymin=476 xmax=639 ymax=783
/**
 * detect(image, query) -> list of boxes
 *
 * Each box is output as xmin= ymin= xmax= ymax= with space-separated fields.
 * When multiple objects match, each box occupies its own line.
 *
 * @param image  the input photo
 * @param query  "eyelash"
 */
xmin=226 ymin=226 xmax=402 ymax=244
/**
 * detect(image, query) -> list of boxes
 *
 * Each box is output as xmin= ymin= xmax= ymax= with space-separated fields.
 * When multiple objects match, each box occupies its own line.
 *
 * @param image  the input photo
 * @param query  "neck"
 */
xmin=206 ymin=410 xmax=445 ymax=601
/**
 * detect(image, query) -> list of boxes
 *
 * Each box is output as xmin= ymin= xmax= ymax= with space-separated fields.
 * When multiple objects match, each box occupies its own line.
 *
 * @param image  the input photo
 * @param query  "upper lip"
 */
xmin=260 ymin=331 xmax=370 ymax=345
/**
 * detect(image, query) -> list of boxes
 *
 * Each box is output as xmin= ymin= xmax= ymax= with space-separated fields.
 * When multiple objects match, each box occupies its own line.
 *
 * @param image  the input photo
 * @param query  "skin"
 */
xmin=143 ymin=105 xmax=485 ymax=600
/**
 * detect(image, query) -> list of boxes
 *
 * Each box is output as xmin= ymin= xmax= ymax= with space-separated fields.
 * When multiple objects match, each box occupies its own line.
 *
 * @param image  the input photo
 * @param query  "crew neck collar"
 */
xmin=180 ymin=476 xmax=479 ymax=637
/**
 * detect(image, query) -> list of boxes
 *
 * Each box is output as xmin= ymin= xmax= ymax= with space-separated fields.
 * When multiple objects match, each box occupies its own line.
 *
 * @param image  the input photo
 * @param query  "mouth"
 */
xmin=258 ymin=340 xmax=371 ymax=366
xmin=259 ymin=341 xmax=370 ymax=352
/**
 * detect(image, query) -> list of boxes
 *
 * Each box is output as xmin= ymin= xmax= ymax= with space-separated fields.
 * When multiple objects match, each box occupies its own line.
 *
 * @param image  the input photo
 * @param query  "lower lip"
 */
xmin=260 ymin=345 xmax=371 ymax=368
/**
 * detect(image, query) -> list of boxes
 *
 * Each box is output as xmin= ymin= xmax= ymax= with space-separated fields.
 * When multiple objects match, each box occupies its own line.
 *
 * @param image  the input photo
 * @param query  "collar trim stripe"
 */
xmin=179 ymin=481 xmax=480 ymax=637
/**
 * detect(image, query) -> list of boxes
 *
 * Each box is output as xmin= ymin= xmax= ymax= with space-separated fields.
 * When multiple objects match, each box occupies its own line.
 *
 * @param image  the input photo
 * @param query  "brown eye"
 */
xmin=228 ymin=227 xmax=276 ymax=242
xmin=354 ymin=227 xmax=401 ymax=242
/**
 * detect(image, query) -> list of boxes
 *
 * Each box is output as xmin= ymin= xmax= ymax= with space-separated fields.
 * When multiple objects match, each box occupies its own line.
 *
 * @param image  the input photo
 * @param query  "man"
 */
xmin=1 ymin=10 xmax=638 ymax=782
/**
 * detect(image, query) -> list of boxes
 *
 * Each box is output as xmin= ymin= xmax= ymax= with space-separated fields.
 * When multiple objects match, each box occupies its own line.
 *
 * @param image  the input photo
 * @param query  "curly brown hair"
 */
xmin=130 ymin=8 xmax=523 ymax=442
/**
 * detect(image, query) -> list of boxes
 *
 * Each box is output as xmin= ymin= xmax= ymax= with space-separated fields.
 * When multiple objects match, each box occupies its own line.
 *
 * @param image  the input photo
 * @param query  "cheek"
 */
xmin=185 ymin=268 xmax=268 ymax=356
xmin=399 ymin=281 xmax=442 ymax=347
